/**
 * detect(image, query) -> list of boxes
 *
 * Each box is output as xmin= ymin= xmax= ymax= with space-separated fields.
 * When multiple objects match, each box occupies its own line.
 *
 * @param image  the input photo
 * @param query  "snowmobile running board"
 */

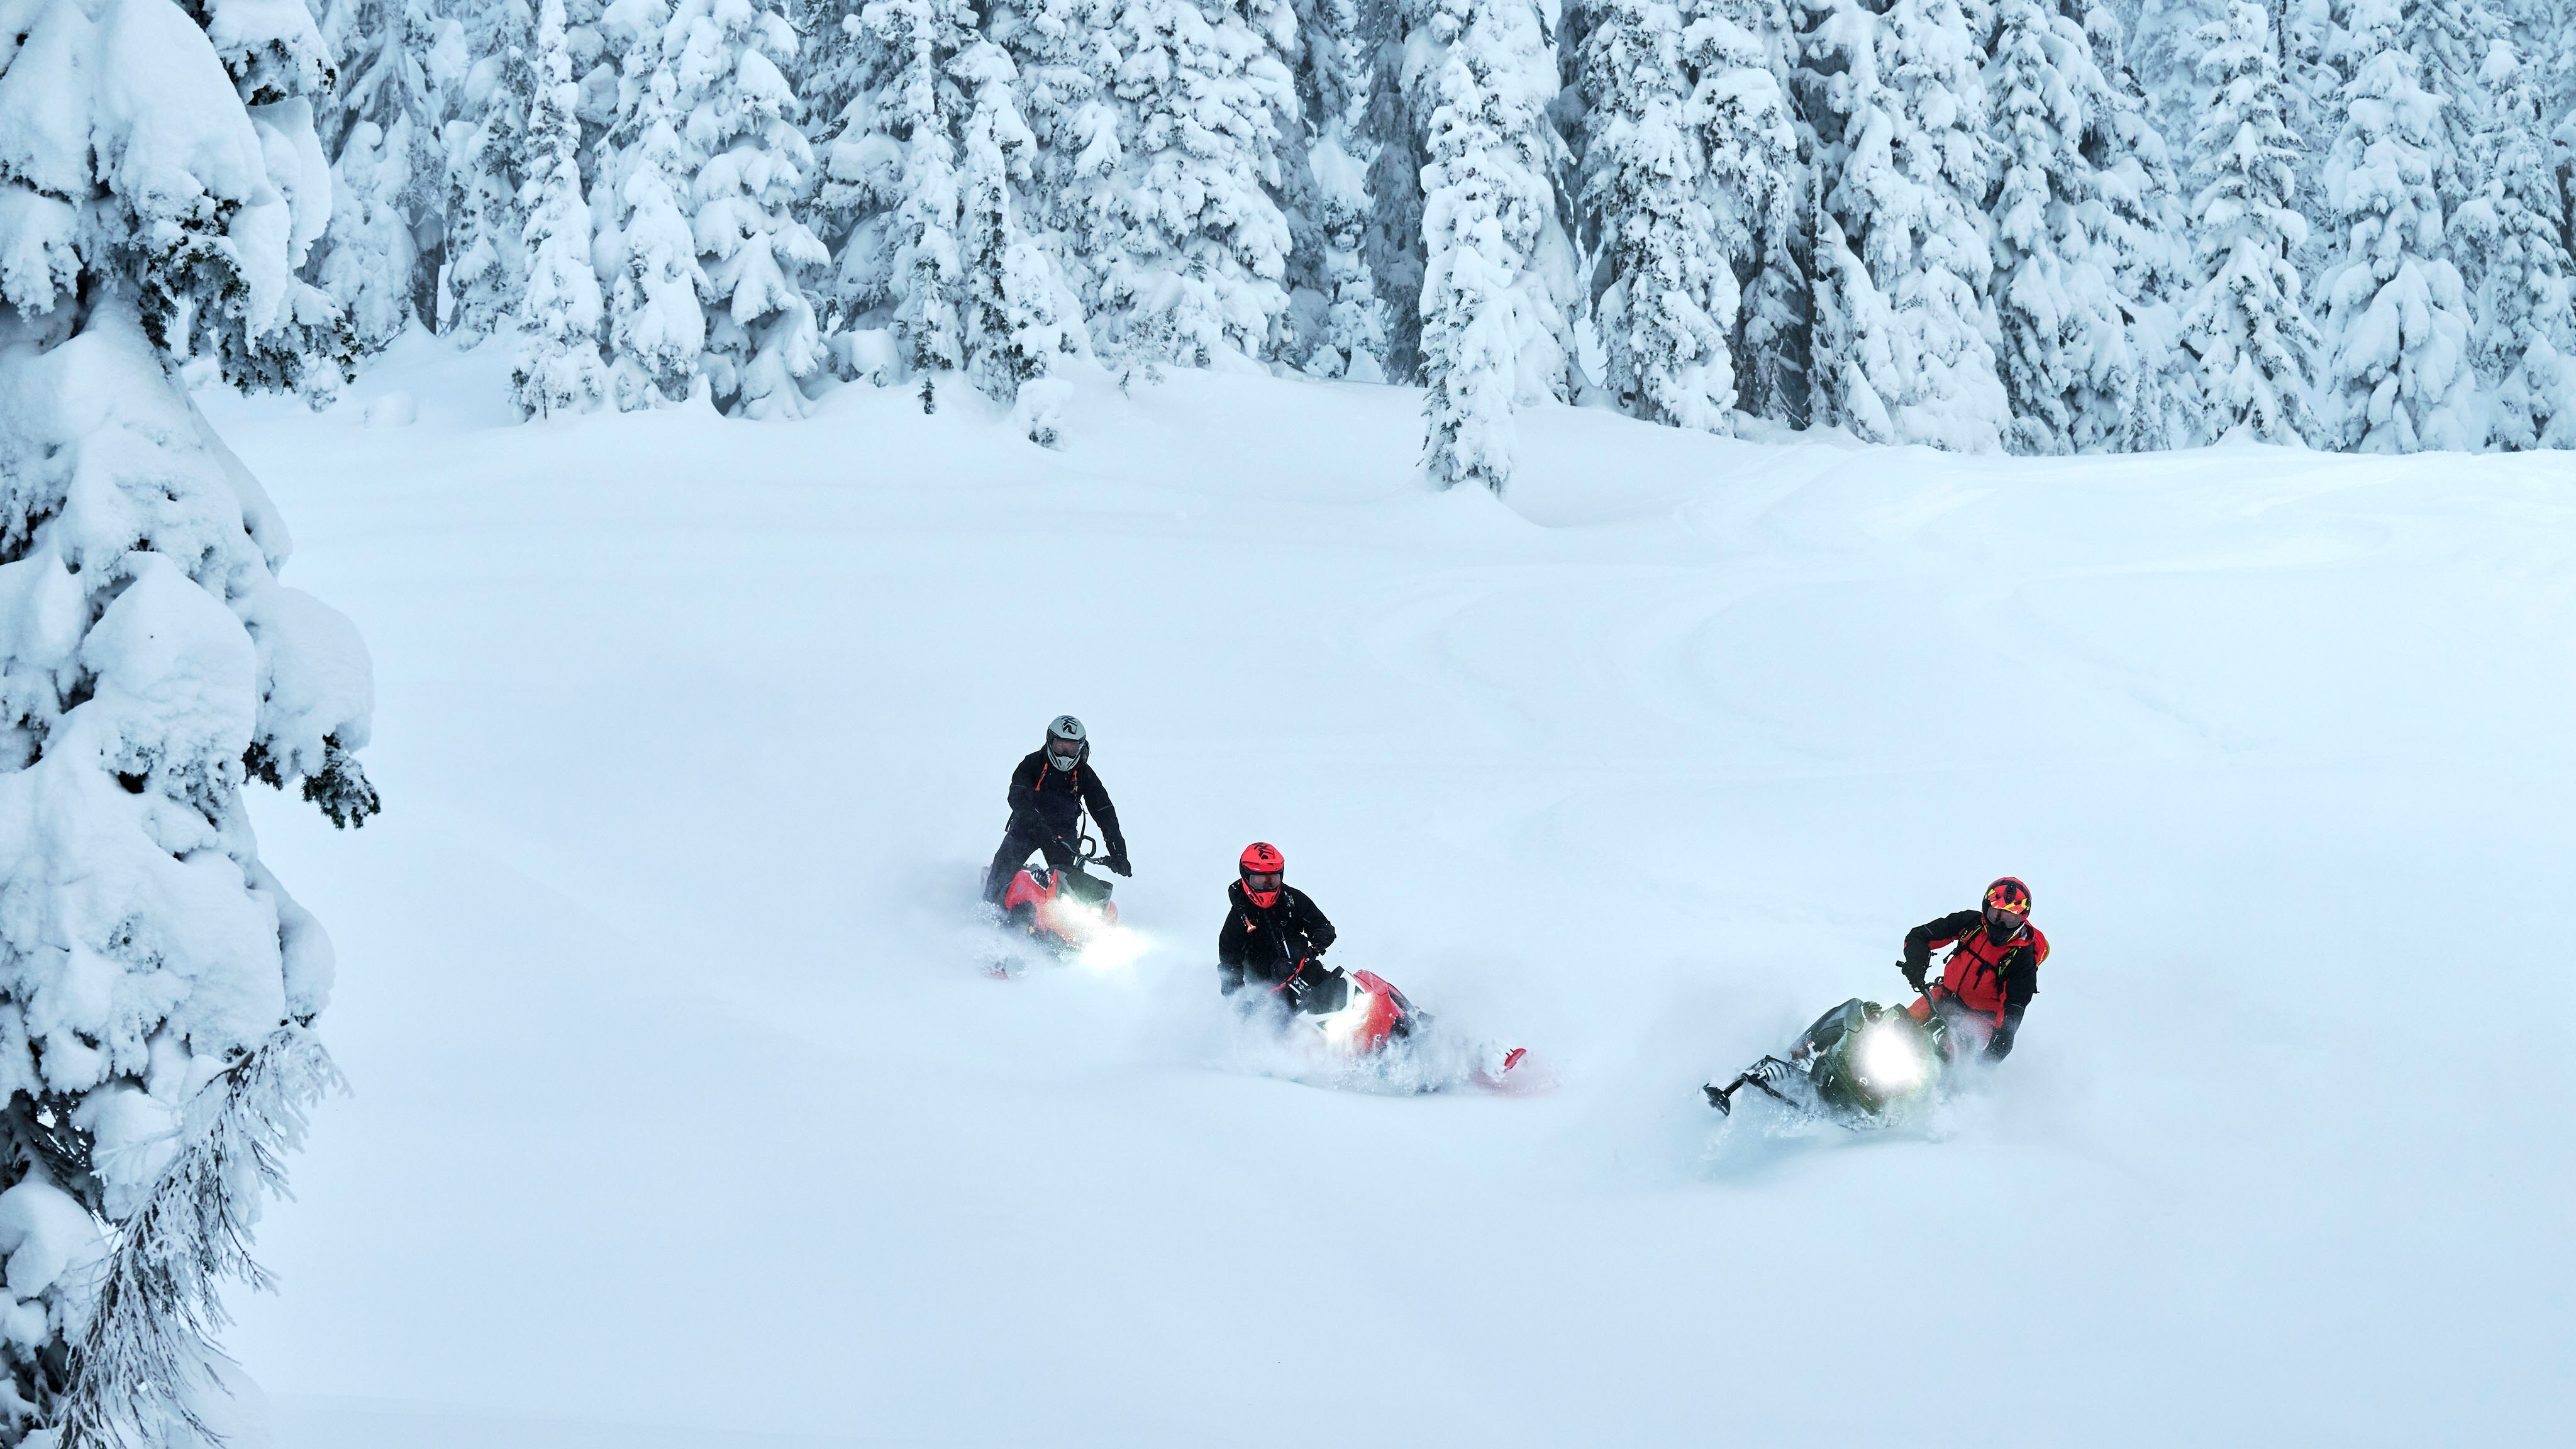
xmin=1704 ymin=1057 xmax=1799 ymax=1116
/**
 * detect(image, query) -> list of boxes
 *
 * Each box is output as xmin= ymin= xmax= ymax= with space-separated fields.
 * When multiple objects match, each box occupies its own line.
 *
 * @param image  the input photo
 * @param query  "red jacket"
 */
xmin=1904 ymin=911 xmax=2048 ymax=1026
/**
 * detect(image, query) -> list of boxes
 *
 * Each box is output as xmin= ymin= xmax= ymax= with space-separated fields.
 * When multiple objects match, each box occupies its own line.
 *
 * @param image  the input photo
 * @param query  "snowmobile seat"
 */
xmin=1053 ymin=863 xmax=1114 ymax=908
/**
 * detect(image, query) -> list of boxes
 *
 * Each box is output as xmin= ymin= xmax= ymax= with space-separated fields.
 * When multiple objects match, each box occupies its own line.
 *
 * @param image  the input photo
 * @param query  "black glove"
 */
xmin=1280 ymin=957 xmax=1340 ymax=1011
xmin=1899 ymin=958 xmax=1928 ymax=993
xmin=1985 ymin=1007 xmax=2023 ymax=1062
xmin=1104 ymin=852 xmax=1132 ymax=877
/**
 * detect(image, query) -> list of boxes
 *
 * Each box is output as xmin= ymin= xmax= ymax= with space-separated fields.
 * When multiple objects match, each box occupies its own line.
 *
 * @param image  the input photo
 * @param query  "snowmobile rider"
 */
xmin=1899 ymin=876 xmax=2048 ymax=1061
xmin=981 ymin=715 xmax=1130 ymax=906
xmin=1218 ymin=843 xmax=1341 ymax=1009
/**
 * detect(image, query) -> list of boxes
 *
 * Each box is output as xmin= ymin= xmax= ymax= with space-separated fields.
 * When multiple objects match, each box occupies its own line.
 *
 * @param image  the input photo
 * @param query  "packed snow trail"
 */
xmin=206 ymin=342 xmax=2571 ymax=1446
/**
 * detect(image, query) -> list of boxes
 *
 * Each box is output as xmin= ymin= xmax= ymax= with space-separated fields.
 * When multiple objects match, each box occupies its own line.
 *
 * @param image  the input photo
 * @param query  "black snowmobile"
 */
xmin=1704 ymin=997 xmax=1949 ymax=1122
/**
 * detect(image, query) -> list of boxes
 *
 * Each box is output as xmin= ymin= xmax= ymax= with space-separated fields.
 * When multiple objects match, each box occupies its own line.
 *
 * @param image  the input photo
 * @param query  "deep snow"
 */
xmin=203 ymin=341 xmax=2572 ymax=1446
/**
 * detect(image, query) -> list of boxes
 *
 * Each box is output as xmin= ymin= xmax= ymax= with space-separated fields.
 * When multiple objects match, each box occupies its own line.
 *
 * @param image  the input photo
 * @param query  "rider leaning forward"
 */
xmin=1900 ymin=876 xmax=2047 ymax=1060
xmin=1217 ymin=842 xmax=1341 ymax=1009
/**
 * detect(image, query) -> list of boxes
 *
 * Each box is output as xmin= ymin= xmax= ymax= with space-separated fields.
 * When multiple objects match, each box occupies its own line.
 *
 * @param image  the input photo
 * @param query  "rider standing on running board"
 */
xmin=981 ymin=716 xmax=1131 ymax=906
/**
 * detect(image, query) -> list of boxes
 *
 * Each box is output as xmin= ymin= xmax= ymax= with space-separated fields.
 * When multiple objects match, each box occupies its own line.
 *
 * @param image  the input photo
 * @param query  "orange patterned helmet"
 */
xmin=1984 ymin=877 xmax=2032 ymax=916
xmin=1239 ymin=843 xmax=1285 ymax=906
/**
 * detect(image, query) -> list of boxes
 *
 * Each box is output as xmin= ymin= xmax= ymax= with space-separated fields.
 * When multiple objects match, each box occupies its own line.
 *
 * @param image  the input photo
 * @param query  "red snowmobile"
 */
xmin=1301 ymin=967 xmax=1415 ymax=1054
xmin=996 ymin=850 xmax=1121 ymax=958
xmin=1290 ymin=965 xmax=1536 ymax=1092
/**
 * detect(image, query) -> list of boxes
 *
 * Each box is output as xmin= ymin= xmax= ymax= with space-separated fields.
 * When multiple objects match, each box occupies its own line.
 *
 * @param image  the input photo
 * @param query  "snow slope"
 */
xmin=202 ymin=341 xmax=2573 ymax=1446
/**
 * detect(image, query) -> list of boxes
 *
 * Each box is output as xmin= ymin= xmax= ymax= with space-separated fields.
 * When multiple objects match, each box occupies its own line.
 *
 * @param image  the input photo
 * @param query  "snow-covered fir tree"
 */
xmin=1800 ymin=0 xmax=2009 ymax=452
xmin=2316 ymin=9 xmax=2478 ymax=451
xmin=1690 ymin=0 xmax=1806 ymax=428
xmin=665 ymin=0 xmax=830 ymax=417
xmin=848 ymin=0 xmax=975 ymax=395
xmin=515 ymin=0 xmax=613 ymax=415
xmin=986 ymin=0 xmax=1124 ymax=356
xmin=2460 ymin=37 xmax=2576 ymax=448
xmin=2361 ymin=0 xmax=2499 ymax=213
xmin=2117 ymin=0 xmax=2219 ymax=160
xmin=2277 ymin=0 xmax=2341 ymax=281
xmin=1413 ymin=0 xmax=1580 ymax=489
xmin=1986 ymin=0 xmax=2170 ymax=453
xmin=573 ymin=0 xmax=631 ymax=163
xmin=597 ymin=0 xmax=713 ymax=408
xmin=313 ymin=0 xmax=468 ymax=347
xmin=1091 ymin=0 xmax=1299 ymax=372
xmin=0 ymin=0 xmax=377 ymax=1440
xmin=2525 ymin=0 xmax=2576 ymax=129
xmin=1365 ymin=0 xmax=1434 ymax=376
xmin=789 ymin=0 xmax=870 ymax=338
xmin=319 ymin=119 xmax=427 ymax=351
xmin=1299 ymin=0 xmax=1394 ymax=379
xmin=2077 ymin=1 xmax=2198 ymax=450
xmin=1582 ymin=0 xmax=1739 ymax=430
xmin=446 ymin=0 xmax=539 ymax=340
xmin=2177 ymin=0 xmax=2321 ymax=443
xmin=2501 ymin=0 xmax=2574 ymax=141
xmin=955 ymin=37 xmax=1082 ymax=428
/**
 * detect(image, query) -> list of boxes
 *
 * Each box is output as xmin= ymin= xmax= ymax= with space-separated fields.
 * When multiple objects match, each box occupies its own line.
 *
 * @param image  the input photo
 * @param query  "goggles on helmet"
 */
xmin=1243 ymin=870 xmax=1282 ymax=895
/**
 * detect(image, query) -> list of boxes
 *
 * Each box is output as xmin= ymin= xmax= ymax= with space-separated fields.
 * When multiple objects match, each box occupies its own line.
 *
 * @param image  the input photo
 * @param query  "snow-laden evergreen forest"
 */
xmin=1 ymin=0 xmax=2572 ymax=1442
xmin=169 ymin=0 xmax=2576 ymax=474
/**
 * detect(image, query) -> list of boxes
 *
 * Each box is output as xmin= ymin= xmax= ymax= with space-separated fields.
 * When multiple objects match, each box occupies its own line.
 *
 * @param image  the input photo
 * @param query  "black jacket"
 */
xmin=1006 ymin=749 xmax=1126 ymax=858
xmin=1216 ymin=880 xmax=1336 ymax=994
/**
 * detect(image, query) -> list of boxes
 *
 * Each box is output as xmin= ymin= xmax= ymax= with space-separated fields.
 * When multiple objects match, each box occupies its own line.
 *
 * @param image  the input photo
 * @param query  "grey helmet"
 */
xmin=1045 ymin=714 xmax=1087 ymax=770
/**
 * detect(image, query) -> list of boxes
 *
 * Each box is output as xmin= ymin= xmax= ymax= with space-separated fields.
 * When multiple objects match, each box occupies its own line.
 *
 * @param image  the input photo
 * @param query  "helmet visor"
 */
xmin=1243 ymin=870 xmax=1282 ymax=894
xmin=1046 ymin=739 xmax=1081 ymax=765
xmin=1984 ymin=903 xmax=2027 ymax=932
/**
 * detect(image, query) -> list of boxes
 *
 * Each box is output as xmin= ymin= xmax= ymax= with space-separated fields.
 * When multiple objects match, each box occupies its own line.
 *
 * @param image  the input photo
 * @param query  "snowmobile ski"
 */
xmin=1704 ymin=1056 xmax=1799 ymax=1116
xmin=1703 ymin=998 xmax=1948 ymax=1124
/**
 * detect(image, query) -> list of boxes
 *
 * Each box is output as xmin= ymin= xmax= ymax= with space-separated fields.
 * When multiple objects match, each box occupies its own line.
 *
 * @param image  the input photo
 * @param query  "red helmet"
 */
xmin=1239 ymin=843 xmax=1284 ymax=907
xmin=1984 ymin=877 xmax=2032 ymax=914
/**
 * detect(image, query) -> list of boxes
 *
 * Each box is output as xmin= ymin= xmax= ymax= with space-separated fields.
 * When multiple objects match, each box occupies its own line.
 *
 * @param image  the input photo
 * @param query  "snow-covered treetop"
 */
xmin=0 ymin=0 xmax=351 ymax=392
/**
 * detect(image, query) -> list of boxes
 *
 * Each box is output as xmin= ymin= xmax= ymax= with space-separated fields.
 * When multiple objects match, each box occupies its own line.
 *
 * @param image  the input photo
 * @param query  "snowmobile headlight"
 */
xmin=1074 ymin=922 xmax=1146 ymax=972
xmin=1856 ymin=1021 xmax=1926 ymax=1097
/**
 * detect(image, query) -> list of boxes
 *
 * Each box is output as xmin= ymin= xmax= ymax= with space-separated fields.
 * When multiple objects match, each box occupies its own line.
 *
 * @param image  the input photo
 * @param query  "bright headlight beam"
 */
xmin=1857 ymin=1021 xmax=1926 ymax=1096
xmin=1318 ymin=998 xmax=1362 ymax=1049
xmin=1074 ymin=924 xmax=1147 ymax=972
